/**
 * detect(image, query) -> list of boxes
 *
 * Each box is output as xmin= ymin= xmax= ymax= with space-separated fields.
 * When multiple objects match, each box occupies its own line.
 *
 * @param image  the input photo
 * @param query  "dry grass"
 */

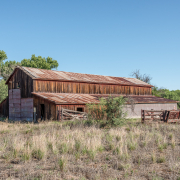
xmin=0 ymin=119 xmax=180 ymax=179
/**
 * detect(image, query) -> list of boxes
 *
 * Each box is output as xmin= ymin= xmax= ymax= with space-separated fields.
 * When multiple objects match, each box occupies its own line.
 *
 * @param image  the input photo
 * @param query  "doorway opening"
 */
xmin=41 ymin=104 xmax=45 ymax=120
xmin=77 ymin=107 xmax=84 ymax=112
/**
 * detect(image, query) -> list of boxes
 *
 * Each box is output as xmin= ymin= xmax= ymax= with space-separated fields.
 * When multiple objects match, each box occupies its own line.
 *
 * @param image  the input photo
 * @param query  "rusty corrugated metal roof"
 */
xmin=32 ymin=92 xmax=178 ymax=105
xmin=6 ymin=66 xmax=152 ymax=87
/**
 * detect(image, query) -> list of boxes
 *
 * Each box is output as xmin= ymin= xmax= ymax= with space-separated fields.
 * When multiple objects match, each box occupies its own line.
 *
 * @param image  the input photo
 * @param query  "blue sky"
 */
xmin=1 ymin=0 xmax=180 ymax=90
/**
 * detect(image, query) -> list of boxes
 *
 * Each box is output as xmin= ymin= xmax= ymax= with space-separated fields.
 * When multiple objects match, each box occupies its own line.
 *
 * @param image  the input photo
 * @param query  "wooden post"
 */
xmin=151 ymin=109 xmax=153 ymax=120
xmin=163 ymin=110 xmax=167 ymax=122
xmin=33 ymin=107 xmax=36 ymax=123
xmin=61 ymin=108 xmax=63 ymax=121
xmin=178 ymin=111 xmax=180 ymax=119
xmin=141 ymin=109 xmax=144 ymax=123
xmin=58 ymin=110 xmax=60 ymax=121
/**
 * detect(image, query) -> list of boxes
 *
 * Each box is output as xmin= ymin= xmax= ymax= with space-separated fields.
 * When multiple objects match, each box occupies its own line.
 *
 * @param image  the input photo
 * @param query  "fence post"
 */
xmin=141 ymin=109 xmax=144 ymax=123
xmin=151 ymin=109 xmax=154 ymax=120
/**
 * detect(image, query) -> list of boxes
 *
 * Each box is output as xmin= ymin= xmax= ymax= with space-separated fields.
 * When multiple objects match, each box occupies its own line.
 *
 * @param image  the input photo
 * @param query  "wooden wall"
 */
xmin=33 ymin=95 xmax=56 ymax=120
xmin=33 ymin=80 xmax=152 ymax=95
xmin=0 ymin=98 xmax=9 ymax=117
xmin=8 ymin=69 xmax=33 ymax=98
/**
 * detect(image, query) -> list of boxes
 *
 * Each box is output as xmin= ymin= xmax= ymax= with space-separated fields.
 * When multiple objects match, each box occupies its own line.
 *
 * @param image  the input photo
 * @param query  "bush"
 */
xmin=86 ymin=96 xmax=127 ymax=126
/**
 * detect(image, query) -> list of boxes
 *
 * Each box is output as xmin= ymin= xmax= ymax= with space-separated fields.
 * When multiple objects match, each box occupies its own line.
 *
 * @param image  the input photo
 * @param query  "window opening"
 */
xmin=77 ymin=107 xmax=84 ymax=112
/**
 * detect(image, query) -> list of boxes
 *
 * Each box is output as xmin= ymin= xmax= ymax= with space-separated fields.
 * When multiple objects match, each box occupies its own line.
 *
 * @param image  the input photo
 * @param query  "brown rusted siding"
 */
xmin=33 ymin=95 xmax=56 ymax=120
xmin=8 ymin=69 xmax=33 ymax=98
xmin=0 ymin=98 xmax=9 ymax=117
xmin=33 ymin=80 xmax=152 ymax=95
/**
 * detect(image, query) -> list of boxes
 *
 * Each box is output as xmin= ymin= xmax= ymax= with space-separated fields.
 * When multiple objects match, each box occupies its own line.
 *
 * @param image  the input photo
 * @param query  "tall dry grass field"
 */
xmin=0 ymin=120 xmax=180 ymax=179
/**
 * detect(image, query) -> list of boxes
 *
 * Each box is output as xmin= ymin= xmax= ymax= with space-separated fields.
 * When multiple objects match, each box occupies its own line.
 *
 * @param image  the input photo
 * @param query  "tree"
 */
xmin=21 ymin=54 xmax=59 ymax=70
xmin=0 ymin=50 xmax=7 ymax=64
xmin=0 ymin=80 xmax=8 ymax=103
xmin=0 ymin=61 xmax=21 ymax=81
xmin=130 ymin=69 xmax=152 ymax=84
xmin=0 ymin=51 xmax=20 ymax=81
xmin=152 ymin=88 xmax=180 ymax=108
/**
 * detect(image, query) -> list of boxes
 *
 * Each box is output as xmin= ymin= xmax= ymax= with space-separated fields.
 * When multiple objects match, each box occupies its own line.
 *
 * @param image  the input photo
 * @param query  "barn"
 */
xmin=0 ymin=66 xmax=178 ymax=121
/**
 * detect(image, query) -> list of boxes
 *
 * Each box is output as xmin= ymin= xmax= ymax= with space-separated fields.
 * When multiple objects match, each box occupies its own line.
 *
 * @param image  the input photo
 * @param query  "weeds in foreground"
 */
xmin=0 ymin=120 xmax=179 ymax=179
xmin=58 ymin=157 xmax=66 ymax=171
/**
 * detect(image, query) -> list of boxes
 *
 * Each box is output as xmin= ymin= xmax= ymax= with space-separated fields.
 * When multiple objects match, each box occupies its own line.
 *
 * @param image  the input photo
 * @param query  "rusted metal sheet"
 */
xmin=32 ymin=93 xmax=178 ymax=105
xmin=6 ymin=66 xmax=153 ymax=87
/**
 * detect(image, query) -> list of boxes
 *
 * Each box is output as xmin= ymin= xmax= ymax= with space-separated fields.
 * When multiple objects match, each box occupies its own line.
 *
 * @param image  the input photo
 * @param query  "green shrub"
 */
xmin=105 ymin=96 xmax=127 ymax=126
xmin=86 ymin=96 xmax=127 ymax=126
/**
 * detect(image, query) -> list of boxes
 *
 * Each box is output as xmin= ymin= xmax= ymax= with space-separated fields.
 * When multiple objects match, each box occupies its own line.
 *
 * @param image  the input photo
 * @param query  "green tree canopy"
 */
xmin=152 ymin=87 xmax=180 ymax=108
xmin=0 ymin=61 xmax=21 ymax=81
xmin=21 ymin=54 xmax=59 ymax=70
xmin=0 ymin=80 xmax=8 ymax=103
xmin=0 ymin=50 xmax=7 ymax=64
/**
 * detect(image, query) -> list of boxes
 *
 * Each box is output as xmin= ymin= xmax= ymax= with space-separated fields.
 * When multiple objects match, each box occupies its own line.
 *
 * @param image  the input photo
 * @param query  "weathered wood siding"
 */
xmin=8 ymin=69 xmax=33 ymax=98
xmin=33 ymin=80 xmax=152 ymax=95
xmin=33 ymin=95 xmax=56 ymax=120
xmin=0 ymin=98 xmax=9 ymax=117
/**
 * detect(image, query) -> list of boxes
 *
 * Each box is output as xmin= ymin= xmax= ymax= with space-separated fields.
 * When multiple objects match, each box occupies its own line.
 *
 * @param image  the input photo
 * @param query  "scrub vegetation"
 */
xmin=0 ymin=119 xmax=180 ymax=179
